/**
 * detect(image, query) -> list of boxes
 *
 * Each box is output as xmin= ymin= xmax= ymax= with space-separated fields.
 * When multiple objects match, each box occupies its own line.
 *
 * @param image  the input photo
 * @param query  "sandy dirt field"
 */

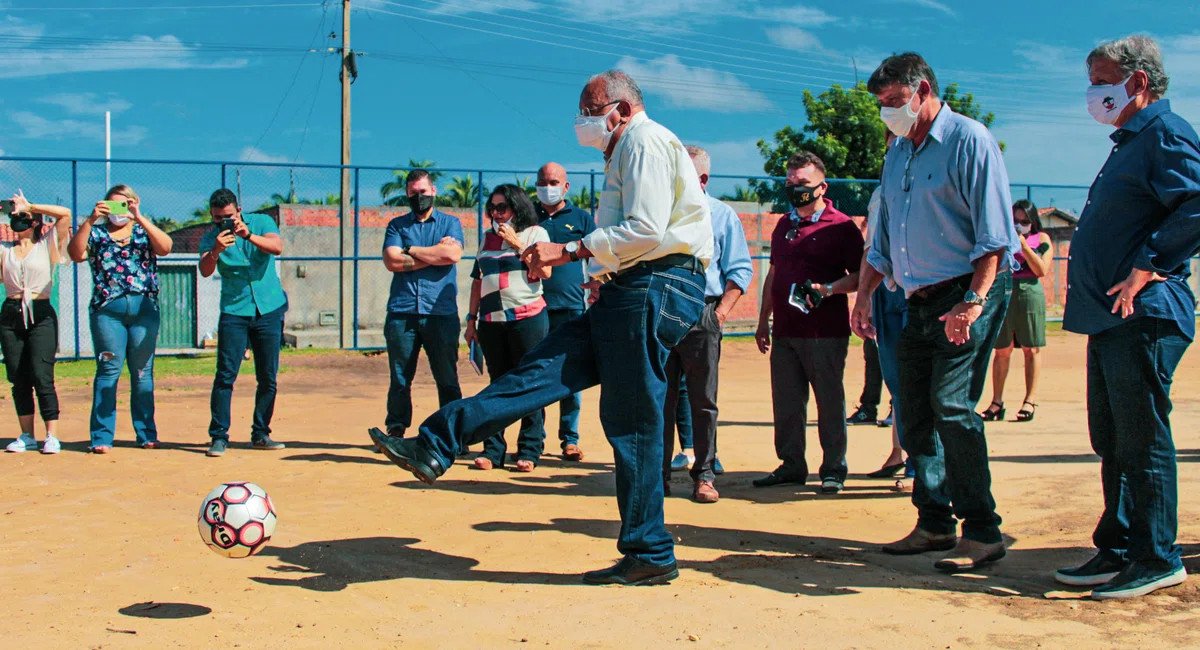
xmin=3 ymin=328 xmax=1199 ymax=650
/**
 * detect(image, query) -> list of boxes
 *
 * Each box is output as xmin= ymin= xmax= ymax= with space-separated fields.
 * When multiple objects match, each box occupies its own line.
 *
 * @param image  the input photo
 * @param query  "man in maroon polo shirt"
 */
xmin=754 ymin=151 xmax=864 ymax=494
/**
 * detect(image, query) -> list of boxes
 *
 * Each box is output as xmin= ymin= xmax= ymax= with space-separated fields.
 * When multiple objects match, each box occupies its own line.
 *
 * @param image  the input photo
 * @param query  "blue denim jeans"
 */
xmin=384 ymin=313 xmax=462 ymax=433
xmin=475 ymin=311 xmax=549 ymax=466
xmin=898 ymin=273 xmax=1010 ymax=543
xmin=872 ymin=284 xmax=919 ymax=479
xmin=209 ymin=304 xmax=285 ymax=441
xmin=416 ymin=264 xmax=706 ymax=565
xmin=89 ymin=294 xmax=160 ymax=447
xmin=546 ymin=308 xmax=584 ymax=448
xmin=1088 ymin=317 xmax=1189 ymax=573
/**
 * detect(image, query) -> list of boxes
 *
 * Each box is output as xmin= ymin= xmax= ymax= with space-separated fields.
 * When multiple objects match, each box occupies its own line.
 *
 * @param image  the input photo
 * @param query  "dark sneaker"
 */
xmin=1091 ymin=564 xmax=1187 ymax=600
xmin=877 ymin=408 xmax=893 ymax=428
xmin=846 ymin=407 xmax=877 ymax=425
xmin=1054 ymin=552 xmax=1129 ymax=587
xmin=820 ymin=477 xmax=843 ymax=494
xmin=582 ymin=556 xmax=678 ymax=586
xmin=252 ymin=436 xmax=286 ymax=451
xmin=206 ymin=439 xmax=228 ymax=457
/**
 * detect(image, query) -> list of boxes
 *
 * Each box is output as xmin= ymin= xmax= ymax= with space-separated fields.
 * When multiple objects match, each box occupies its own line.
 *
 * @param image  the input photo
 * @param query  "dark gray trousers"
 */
xmin=662 ymin=302 xmax=722 ymax=483
xmin=769 ymin=336 xmax=849 ymax=482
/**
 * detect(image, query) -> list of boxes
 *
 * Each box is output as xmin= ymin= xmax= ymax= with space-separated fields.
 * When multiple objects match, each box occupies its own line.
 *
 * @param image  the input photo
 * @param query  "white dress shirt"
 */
xmin=582 ymin=112 xmax=714 ymax=277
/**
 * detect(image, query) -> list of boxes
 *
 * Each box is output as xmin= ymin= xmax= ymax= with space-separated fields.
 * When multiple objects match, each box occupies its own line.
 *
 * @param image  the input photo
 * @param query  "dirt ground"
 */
xmin=3 ymin=329 xmax=1200 ymax=649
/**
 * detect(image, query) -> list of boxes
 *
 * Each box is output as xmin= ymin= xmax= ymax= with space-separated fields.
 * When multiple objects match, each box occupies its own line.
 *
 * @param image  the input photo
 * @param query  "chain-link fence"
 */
xmin=0 ymin=156 xmax=1105 ymax=356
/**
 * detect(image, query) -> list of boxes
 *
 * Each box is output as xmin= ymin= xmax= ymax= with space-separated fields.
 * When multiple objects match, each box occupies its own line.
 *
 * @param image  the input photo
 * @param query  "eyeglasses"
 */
xmin=578 ymin=100 xmax=619 ymax=117
xmin=486 ymin=202 xmax=510 ymax=215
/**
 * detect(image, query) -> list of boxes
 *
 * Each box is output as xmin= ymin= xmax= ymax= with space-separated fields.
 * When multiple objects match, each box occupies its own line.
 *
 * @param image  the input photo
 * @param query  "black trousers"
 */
xmin=858 ymin=338 xmax=883 ymax=411
xmin=770 ymin=336 xmax=849 ymax=482
xmin=0 ymin=299 xmax=60 ymax=421
xmin=662 ymin=302 xmax=722 ymax=483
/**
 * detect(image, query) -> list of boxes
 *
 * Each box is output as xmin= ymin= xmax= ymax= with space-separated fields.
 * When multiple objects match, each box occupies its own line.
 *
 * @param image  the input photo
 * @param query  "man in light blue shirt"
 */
xmin=851 ymin=53 xmax=1016 ymax=573
xmin=661 ymin=145 xmax=754 ymax=503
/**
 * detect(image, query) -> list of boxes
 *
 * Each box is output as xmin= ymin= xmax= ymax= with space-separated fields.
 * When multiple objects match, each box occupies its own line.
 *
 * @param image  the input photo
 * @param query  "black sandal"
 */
xmin=980 ymin=401 xmax=1005 ymax=421
xmin=1016 ymin=401 xmax=1037 ymax=422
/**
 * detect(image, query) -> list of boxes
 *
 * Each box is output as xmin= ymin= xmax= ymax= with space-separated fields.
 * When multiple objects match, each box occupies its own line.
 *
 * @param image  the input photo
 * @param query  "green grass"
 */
xmin=53 ymin=347 xmax=345 ymax=382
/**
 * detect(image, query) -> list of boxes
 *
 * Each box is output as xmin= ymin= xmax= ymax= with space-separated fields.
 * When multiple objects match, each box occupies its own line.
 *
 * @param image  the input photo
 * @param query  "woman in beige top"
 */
xmin=1 ymin=190 xmax=71 ymax=454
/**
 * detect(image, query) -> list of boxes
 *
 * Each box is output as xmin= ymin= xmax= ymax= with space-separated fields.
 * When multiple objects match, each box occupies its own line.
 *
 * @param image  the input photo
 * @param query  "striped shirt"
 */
xmin=471 ymin=225 xmax=550 ymax=323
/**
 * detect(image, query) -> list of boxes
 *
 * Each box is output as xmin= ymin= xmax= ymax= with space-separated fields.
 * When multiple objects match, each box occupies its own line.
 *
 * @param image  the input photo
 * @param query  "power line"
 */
xmin=251 ymin=0 xmax=334 ymax=151
xmin=293 ymin=47 xmax=333 ymax=162
xmin=2 ymin=2 xmax=322 ymax=10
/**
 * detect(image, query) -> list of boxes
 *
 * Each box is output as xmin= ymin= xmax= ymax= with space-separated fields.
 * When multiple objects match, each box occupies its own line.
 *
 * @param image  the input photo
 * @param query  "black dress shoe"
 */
xmin=752 ymin=469 xmax=807 ymax=488
xmin=582 ymin=556 xmax=679 ymax=586
xmin=368 ymin=428 xmax=445 ymax=485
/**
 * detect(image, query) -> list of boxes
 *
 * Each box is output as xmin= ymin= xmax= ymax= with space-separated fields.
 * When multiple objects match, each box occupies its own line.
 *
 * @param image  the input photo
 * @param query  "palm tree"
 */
xmin=513 ymin=175 xmax=538 ymax=201
xmin=381 ymin=159 xmax=441 ymax=206
xmin=718 ymin=185 xmax=761 ymax=203
xmin=438 ymin=175 xmax=486 ymax=209
xmin=569 ymin=188 xmax=597 ymax=211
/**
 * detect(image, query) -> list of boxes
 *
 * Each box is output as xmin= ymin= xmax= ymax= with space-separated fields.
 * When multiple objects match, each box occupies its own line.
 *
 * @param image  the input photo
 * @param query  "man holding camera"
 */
xmin=199 ymin=188 xmax=288 ymax=457
xmin=753 ymin=152 xmax=863 ymax=495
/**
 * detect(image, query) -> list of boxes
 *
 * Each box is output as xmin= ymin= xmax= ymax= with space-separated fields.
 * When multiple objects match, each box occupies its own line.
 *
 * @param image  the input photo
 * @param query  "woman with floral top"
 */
xmin=68 ymin=185 xmax=173 ymax=452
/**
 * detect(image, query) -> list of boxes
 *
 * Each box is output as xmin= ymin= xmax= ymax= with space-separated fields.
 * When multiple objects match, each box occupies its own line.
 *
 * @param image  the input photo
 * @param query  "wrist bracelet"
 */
xmin=466 ymin=313 xmax=478 ymax=322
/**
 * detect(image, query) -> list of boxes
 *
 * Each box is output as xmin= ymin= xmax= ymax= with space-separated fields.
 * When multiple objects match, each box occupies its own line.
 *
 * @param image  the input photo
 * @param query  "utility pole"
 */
xmin=105 ymin=111 xmax=111 ymax=189
xmin=338 ymin=0 xmax=354 ymax=348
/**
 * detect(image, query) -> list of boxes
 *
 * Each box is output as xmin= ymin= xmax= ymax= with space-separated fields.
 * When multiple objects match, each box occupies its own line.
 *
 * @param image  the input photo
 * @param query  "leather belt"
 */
xmin=909 ymin=273 xmax=973 ymax=303
xmin=593 ymin=253 xmax=703 ymax=284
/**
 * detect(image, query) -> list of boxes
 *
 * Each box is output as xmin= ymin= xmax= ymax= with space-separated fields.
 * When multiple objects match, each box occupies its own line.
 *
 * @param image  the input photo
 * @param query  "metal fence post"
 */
xmin=476 ymin=171 xmax=485 ymax=247
xmin=1026 ymin=185 xmax=1032 ymax=201
xmin=353 ymin=167 xmax=360 ymax=349
xmin=71 ymin=161 xmax=81 ymax=360
xmin=220 ymin=164 xmax=227 ymax=189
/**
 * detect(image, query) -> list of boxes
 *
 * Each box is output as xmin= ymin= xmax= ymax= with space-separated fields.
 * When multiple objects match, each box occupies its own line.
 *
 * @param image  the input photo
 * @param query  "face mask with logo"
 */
xmin=785 ymin=184 xmax=822 ymax=209
xmin=880 ymin=90 xmax=923 ymax=138
xmin=1016 ymin=223 xmax=1032 ymax=236
xmin=536 ymin=185 xmax=565 ymax=206
xmin=408 ymin=193 xmax=435 ymax=214
xmin=9 ymin=213 xmax=36 ymax=233
xmin=108 ymin=212 xmax=131 ymax=227
xmin=1086 ymin=76 xmax=1134 ymax=125
xmin=574 ymin=105 xmax=618 ymax=151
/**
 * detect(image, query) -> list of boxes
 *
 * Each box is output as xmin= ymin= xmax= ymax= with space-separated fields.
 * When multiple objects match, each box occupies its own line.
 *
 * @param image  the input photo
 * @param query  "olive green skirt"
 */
xmin=995 ymin=279 xmax=1046 ymax=349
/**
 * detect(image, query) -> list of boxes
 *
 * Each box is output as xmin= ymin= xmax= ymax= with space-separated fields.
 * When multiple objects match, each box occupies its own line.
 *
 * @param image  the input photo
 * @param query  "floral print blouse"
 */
xmin=87 ymin=224 xmax=160 ymax=310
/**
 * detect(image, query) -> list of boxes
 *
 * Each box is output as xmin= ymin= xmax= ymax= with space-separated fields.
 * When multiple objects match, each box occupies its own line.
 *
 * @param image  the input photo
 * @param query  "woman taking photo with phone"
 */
xmin=68 ymin=185 xmax=173 ymax=453
xmin=465 ymin=184 xmax=552 ymax=472
xmin=2 ymin=190 xmax=71 ymax=454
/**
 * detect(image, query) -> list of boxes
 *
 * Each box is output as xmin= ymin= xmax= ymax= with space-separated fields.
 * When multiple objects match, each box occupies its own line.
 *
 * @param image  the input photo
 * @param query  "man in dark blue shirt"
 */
xmin=1056 ymin=35 xmax=1200 ymax=600
xmin=376 ymin=169 xmax=465 ymax=449
xmin=535 ymin=161 xmax=595 ymax=461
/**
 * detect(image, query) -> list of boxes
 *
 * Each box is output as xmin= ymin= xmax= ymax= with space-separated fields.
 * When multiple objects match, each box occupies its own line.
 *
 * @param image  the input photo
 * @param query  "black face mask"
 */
xmin=408 ymin=193 xmax=435 ymax=214
xmin=9 ymin=213 xmax=36 ymax=233
xmin=785 ymin=184 xmax=822 ymax=209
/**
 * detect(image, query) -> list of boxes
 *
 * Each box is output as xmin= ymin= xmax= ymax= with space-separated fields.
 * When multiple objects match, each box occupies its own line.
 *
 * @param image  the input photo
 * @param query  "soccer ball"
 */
xmin=197 ymin=482 xmax=277 ymax=558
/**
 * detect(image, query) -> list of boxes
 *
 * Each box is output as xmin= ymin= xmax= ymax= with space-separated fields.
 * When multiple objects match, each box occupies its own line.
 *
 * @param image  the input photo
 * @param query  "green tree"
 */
xmin=941 ymin=83 xmax=1006 ymax=152
xmin=718 ymin=185 xmax=760 ymax=203
xmin=750 ymin=82 xmax=887 ymax=211
xmin=437 ymin=175 xmax=486 ymax=208
xmin=512 ymin=175 xmax=538 ymax=201
xmin=381 ymin=159 xmax=442 ymax=206
xmin=569 ymin=187 xmax=596 ymax=211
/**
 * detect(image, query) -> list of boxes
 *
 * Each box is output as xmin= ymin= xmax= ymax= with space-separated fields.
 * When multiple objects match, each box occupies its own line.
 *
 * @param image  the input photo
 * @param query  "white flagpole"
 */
xmin=105 ymin=111 xmax=111 ymax=189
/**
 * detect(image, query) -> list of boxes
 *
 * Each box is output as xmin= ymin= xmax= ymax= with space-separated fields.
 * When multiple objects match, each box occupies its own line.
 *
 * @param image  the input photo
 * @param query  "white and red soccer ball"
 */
xmin=197 ymin=482 xmax=277 ymax=558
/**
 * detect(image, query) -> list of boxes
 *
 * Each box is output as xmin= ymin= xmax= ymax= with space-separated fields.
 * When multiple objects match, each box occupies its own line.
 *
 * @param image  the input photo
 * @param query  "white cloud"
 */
xmin=751 ymin=5 xmax=837 ymax=27
xmin=9 ymin=111 xmax=147 ymax=146
xmin=38 ymin=93 xmax=133 ymax=116
xmin=238 ymin=147 xmax=292 ymax=164
xmin=765 ymin=26 xmax=825 ymax=53
xmin=616 ymin=55 xmax=776 ymax=113
xmin=0 ymin=33 xmax=248 ymax=79
xmin=691 ymin=138 xmax=765 ymax=176
xmin=892 ymin=0 xmax=955 ymax=16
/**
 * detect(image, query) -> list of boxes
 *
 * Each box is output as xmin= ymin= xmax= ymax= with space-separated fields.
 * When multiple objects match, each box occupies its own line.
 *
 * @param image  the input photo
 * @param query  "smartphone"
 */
xmin=221 ymin=218 xmax=237 ymax=233
xmin=788 ymin=283 xmax=812 ymax=314
xmin=103 ymin=200 xmax=129 ymax=216
xmin=0 ymin=200 xmax=15 ymax=215
xmin=468 ymin=340 xmax=484 ymax=376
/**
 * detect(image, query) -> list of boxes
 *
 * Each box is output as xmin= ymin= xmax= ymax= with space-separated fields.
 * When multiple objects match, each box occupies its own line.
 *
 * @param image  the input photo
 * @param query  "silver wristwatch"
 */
xmin=963 ymin=289 xmax=987 ymax=306
xmin=565 ymin=240 xmax=580 ymax=262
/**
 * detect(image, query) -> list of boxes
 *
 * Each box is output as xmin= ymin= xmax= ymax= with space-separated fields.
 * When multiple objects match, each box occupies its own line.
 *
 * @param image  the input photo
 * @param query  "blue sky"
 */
xmin=1 ymin=0 xmax=1199 ymax=214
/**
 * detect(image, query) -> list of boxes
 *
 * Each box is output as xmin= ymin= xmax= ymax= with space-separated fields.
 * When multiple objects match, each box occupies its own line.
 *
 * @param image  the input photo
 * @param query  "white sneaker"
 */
xmin=41 ymin=436 xmax=61 ymax=455
xmin=6 ymin=434 xmax=37 ymax=453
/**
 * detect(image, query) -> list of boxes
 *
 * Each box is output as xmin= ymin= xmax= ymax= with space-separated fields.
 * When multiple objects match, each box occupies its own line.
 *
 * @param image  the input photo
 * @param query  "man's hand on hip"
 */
xmin=1107 ymin=268 xmax=1166 ymax=319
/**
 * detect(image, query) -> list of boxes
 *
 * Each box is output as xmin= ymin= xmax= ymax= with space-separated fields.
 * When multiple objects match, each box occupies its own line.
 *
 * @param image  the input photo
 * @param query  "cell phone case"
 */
xmin=468 ymin=341 xmax=485 ymax=376
xmin=787 ymin=283 xmax=811 ymax=314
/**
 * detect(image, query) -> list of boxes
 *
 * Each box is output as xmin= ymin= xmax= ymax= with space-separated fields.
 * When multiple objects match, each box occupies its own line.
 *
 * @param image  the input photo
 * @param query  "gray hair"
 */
xmin=589 ymin=69 xmax=644 ymax=106
xmin=1087 ymin=35 xmax=1169 ymax=97
xmin=867 ymin=52 xmax=939 ymax=97
xmin=685 ymin=145 xmax=710 ymax=176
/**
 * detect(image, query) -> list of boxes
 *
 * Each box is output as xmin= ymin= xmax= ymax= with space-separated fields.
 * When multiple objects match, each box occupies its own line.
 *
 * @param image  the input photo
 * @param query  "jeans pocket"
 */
xmin=656 ymin=284 xmax=705 ymax=348
xmin=593 ymin=278 xmax=649 ymax=342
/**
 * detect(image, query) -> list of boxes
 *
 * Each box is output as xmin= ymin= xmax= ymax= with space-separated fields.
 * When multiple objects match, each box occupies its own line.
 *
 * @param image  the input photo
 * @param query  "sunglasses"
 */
xmin=486 ymin=202 xmax=510 ymax=215
xmin=785 ymin=228 xmax=799 ymax=241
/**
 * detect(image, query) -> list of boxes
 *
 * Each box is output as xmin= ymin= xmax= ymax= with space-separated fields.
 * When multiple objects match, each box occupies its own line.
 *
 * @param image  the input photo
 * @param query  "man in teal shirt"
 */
xmin=199 ymin=188 xmax=289 ymax=457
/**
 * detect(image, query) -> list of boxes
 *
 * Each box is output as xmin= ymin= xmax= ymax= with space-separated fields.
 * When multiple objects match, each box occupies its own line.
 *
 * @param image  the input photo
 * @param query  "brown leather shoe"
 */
xmin=693 ymin=480 xmax=719 ymax=503
xmin=933 ymin=538 xmax=1006 ymax=572
xmin=563 ymin=444 xmax=584 ymax=462
xmin=881 ymin=525 xmax=958 ymax=556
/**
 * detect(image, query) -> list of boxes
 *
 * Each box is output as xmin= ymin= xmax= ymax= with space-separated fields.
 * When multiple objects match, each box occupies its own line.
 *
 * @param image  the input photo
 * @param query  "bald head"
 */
xmin=538 ymin=162 xmax=566 ymax=185
xmin=535 ymin=161 xmax=570 ymax=210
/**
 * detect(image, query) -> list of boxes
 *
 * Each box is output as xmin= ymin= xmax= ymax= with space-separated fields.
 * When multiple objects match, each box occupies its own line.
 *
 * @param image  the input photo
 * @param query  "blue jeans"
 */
xmin=872 ymin=284 xmax=918 ymax=479
xmin=1088 ymin=317 xmax=1189 ymax=573
xmin=384 ymin=313 xmax=462 ymax=433
xmin=475 ymin=312 xmax=549 ymax=465
xmin=416 ymin=264 xmax=706 ymax=565
xmin=209 ymin=304 xmax=285 ymax=441
xmin=898 ymin=273 xmax=1010 ymax=543
xmin=89 ymin=294 xmax=160 ymax=447
xmin=547 ymin=309 xmax=584 ymax=448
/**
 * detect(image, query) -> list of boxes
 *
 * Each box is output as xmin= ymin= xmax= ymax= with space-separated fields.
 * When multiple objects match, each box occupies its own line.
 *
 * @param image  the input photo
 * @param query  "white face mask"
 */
xmin=108 ymin=212 xmax=131 ymax=227
xmin=536 ymin=185 xmax=565 ymax=206
xmin=879 ymin=90 xmax=922 ymax=138
xmin=574 ymin=106 xmax=618 ymax=151
xmin=1086 ymin=76 xmax=1133 ymax=125
xmin=1016 ymin=223 xmax=1032 ymax=236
